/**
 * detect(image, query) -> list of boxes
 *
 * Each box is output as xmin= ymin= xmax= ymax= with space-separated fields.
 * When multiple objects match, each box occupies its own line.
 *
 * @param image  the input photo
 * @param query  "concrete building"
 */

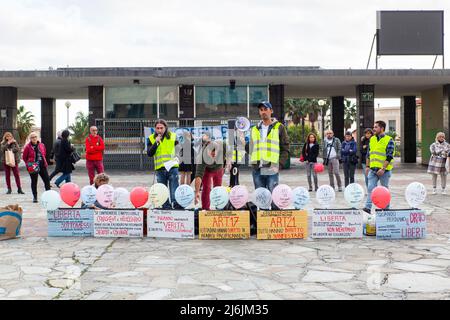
xmin=1 ymin=67 xmax=450 ymax=169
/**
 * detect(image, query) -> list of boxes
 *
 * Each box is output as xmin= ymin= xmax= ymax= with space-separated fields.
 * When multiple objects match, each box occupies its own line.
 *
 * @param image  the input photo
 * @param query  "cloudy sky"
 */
xmin=2 ymin=0 xmax=449 ymax=129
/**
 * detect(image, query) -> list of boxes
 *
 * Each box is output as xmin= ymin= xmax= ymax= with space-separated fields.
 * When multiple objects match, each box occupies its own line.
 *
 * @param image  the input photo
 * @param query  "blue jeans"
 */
xmin=55 ymin=173 xmax=71 ymax=186
xmin=365 ymin=169 xmax=392 ymax=209
xmin=156 ymin=167 xmax=179 ymax=209
xmin=252 ymin=169 xmax=279 ymax=192
xmin=361 ymin=163 xmax=369 ymax=189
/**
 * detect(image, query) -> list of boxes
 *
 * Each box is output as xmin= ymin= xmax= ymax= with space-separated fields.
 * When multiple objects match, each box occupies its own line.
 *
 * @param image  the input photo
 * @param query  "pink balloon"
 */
xmin=60 ymin=183 xmax=80 ymax=207
xmin=272 ymin=184 xmax=293 ymax=209
xmin=96 ymin=184 xmax=114 ymax=208
xmin=130 ymin=187 xmax=149 ymax=208
xmin=229 ymin=185 xmax=249 ymax=209
xmin=371 ymin=186 xmax=391 ymax=209
xmin=314 ymin=163 xmax=324 ymax=173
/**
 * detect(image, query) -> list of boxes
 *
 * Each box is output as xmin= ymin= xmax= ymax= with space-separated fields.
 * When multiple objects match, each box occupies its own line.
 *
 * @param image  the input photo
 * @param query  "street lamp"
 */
xmin=318 ymin=99 xmax=325 ymax=139
xmin=65 ymin=101 xmax=71 ymax=128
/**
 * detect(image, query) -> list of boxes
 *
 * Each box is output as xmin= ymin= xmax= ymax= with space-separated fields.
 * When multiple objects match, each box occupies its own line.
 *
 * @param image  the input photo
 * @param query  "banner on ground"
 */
xmin=147 ymin=209 xmax=195 ymax=239
xmin=312 ymin=209 xmax=363 ymax=238
xmin=199 ymin=211 xmax=250 ymax=239
xmin=257 ymin=210 xmax=308 ymax=240
xmin=376 ymin=209 xmax=426 ymax=240
xmin=48 ymin=209 xmax=94 ymax=237
xmin=94 ymin=209 xmax=144 ymax=238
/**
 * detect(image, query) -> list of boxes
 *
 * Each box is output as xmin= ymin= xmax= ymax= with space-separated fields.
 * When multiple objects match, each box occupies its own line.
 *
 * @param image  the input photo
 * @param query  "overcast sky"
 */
xmin=2 ymin=0 xmax=449 ymax=129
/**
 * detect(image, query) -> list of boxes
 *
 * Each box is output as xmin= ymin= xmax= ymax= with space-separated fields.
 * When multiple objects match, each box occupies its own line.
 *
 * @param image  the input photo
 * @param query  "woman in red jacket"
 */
xmin=22 ymin=132 xmax=51 ymax=202
xmin=85 ymin=126 xmax=105 ymax=185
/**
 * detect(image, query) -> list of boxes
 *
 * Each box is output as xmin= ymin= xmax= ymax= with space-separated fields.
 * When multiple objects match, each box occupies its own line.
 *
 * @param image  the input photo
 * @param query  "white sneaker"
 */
xmin=432 ymin=188 xmax=437 ymax=195
xmin=442 ymin=189 xmax=446 ymax=195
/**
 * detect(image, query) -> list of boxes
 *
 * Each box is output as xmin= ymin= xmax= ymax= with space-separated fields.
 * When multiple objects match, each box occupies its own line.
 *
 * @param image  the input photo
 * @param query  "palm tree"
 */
xmin=344 ymin=99 xmax=357 ymax=131
xmin=16 ymin=105 xmax=35 ymax=145
xmin=306 ymin=99 xmax=323 ymax=132
xmin=285 ymin=98 xmax=309 ymax=141
xmin=68 ymin=112 xmax=89 ymax=144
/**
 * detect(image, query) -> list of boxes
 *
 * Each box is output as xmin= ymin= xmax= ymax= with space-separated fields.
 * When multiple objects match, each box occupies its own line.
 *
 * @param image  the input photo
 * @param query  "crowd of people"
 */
xmin=2 ymin=101 xmax=450 ymax=212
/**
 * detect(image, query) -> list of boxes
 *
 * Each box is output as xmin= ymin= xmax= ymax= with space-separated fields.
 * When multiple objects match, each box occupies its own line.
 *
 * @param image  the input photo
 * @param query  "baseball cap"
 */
xmin=257 ymin=101 xmax=273 ymax=109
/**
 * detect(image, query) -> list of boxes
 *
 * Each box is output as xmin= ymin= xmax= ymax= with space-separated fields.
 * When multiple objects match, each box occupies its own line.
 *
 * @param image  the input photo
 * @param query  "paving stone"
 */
xmin=137 ymin=289 xmax=172 ymax=300
xmin=386 ymin=273 xmax=450 ymax=293
xmin=302 ymin=271 xmax=355 ymax=282
xmin=33 ymin=286 xmax=62 ymax=297
xmin=8 ymin=289 xmax=31 ymax=298
xmin=21 ymin=266 xmax=52 ymax=275
xmin=308 ymin=291 xmax=354 ymax=300
xmin=391 ymin=262 xmax=444 ymax=272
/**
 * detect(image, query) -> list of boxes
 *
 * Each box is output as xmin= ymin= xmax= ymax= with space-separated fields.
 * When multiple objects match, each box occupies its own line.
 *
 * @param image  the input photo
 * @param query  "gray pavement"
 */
xmin=1 ymin=159 xmax=450 ymax=300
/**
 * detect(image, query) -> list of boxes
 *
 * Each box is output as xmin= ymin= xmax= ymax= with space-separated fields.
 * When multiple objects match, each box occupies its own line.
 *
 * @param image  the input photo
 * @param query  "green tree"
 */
xmin=69 ymin=111 xmax=89 ymax=144
xmin=344 ymin=99 xmax=357 ymax=131
xmin=16 ymin=105 xmax=35 ymax=145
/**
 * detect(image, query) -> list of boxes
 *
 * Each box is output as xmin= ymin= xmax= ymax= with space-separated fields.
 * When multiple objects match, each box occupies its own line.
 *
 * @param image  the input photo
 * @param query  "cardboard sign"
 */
xmin=94 ymin=210 xmax=144 ymax=238
xmin=147 ymin=210 xmax=195 ymax=239
xmin=0 ymin=205 xmax=23 ymax=240
xmin=312 ymin=209 xmax=363 ymax=238
xmin=199 ymin=211 xmax=250 ymax=239
xmin=376 ymin=209 xmax=427 ymax=240
xmin=257 ymin=210 xmax=308 ymax=240
xmin=48 ymin=209 xmax=94 ymax=237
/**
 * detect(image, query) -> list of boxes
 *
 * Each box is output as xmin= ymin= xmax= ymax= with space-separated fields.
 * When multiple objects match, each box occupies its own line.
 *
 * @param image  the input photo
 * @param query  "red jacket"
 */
xmin=22 ymin=142 xmax=48 ymax=167
xmin=85 ymin=134 xmax=105 ymax=161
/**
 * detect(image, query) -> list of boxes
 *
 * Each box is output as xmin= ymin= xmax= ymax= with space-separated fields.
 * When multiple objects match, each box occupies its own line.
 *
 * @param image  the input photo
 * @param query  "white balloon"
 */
xmin=210 ymin=186 xmax=229 ymax=210
xmin=175 ymin=185 xmax=195 ymax=208
xmin=81 ymin=185 xmax=97 ymax=206
xmin=405 ymin=182 xmax=427 ymax=208
xmin=149 ymin=183 xmax=170 ymax=208
xmin=316 ymin=185 xmax=336 ymax=208
xmin=272 ymin=184 xmax=293 ymax=209
xmin=113 ymin=187 xmax=131 ymax=208
xmin=41 ymin=190 xmax=61 ymax=211
xmin=253 ymin=188 xmax=272 ymax=209
xmin=344 ymin=183 xmax=365 ymax=208
xmin=292 ymin=187 xmax=310 ymax=209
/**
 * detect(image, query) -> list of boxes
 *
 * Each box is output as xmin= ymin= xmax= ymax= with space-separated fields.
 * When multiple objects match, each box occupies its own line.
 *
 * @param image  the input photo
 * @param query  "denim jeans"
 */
xmin=252 ymin=169 xmax=279 ymax=192
xmin=365 ymin=169 xmax=392 ymax=209
xmin=361 ymin=163 xmax=369 ymax=189
xmin=55 ymin=173 xmax=71 ymax=186
xmin=156 ymin=167 xmax=179 ymax=209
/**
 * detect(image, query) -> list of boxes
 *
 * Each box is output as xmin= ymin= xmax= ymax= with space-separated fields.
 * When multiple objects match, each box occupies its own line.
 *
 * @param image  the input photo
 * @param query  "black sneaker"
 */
xmin=6 ymin=188 xmax=12 ymax=194
xmin=362 ymin=208 xmax=371 ymax=214
xmin=308 ymin=188 xmax=313 ymax=192
xmin=33 ymin=198 xmax=38 ymax=203
xmin=18 ymin=188 xmax=25 ymax=194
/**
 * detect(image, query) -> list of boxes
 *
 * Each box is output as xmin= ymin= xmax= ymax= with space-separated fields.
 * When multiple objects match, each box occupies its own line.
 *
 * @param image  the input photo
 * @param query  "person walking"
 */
xmin=147 ymin=119 xmax=181 ymax=209
xmin=360 ymin=128 xmax=373 ymax=189
xmin=341 ymin=131 xmax=358 ymax=187
xmin=55 ymin=130 xmax=75 ymax=188
xmin=322 ymin=129 xmax=343 ymax=191
xmin=427 ymin=132 xmax=450 ymax=195
xmin=248 ymin=101 xmax=290 ymax=192
xmin=49 ymin=131 xmax=62 ymax=181
xmin=363 ymin=121 xmax=395 ymax=213
xmin=22 ymin=132 xmax=51 ymax=203
xmin=301 ymin=132 xmax=319 ymax=191
xmin=85 ymin=126 xmax=105 ymax=185
xmin=0 ymin=132 xmax=24 ymax=194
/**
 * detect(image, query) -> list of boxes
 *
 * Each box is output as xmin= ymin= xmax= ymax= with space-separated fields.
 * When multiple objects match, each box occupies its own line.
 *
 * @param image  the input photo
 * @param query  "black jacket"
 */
xmin=360 ymin=137 xmax=371 ymax=163
xmin=302 ymin=143 xmax=319 ymax=163
xmin=57 ymin=138 xmax=75 ymax=173
xmin=50 ymin=138 xmax=62 ymax=161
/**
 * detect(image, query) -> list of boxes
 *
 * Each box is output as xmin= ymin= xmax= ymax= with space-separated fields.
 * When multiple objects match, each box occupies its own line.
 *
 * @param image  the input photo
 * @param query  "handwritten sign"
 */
xmin=199 ymin=211 xmax=250 ymax=239
xmin=312 ymin=209 xmax=363 ymax=238
xmin=94 ymin=210 xmax=143 ymax=238
xmin=147 ymin=210 xmax=195 ymax=239
xmin=257 ymin=210 xmax=308 ymax=240
xmin=48 ymin=209 xmax=94 ymax=237
xmin=376 ymin=209 xmax=427 ymax=240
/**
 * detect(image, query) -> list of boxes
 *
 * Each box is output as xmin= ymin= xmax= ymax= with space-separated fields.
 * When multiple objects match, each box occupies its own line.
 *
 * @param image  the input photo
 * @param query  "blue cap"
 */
xmin=257 ymin=101 xmax=273 ymax=109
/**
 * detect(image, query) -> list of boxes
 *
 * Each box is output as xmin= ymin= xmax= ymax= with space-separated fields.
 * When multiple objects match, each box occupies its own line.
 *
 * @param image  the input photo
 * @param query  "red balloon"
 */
xmin=130 ymin=187 xmax=149 ymax=208
xmin=60 ymin=183 xmax=81 ymax=207
xmin=314 ymin=163 xmax=324 ymax=173
xmin=371 ymin=186 xmax=391 ymax=209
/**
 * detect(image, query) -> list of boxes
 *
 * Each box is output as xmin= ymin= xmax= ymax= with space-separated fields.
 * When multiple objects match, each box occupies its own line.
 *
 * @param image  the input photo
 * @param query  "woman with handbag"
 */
xmin=341 ymin=131 xmax=358 ymax=187
xmin=0 ymin=132 xmax=24 ymax=194
xmin=301 ymin=133 xmax=319 ymax=192
xmin=22 ymin=132 xmax=51 ymax=202
xmin=428 ymin=132 xmax=450 ymax=195
xmin=55 ymin=130 xmax=75 ymax=188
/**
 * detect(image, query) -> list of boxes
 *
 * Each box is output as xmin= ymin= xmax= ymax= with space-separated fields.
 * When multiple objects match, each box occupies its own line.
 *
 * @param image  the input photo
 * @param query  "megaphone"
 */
xmin=235 ymin=116 xmax=251 ymax=132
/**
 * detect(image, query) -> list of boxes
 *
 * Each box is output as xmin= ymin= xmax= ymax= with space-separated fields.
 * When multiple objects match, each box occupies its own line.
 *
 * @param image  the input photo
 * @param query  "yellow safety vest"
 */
xmin=149 ymin=132 xmax=179 ymax=170
xmin=369 ymin=135 xmax=394 ymax=171
xmin=251 ymin=122 xmax=280 ymax=164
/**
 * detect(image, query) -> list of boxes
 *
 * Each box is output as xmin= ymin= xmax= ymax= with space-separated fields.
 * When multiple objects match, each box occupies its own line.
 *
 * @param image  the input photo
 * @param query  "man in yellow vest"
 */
xmin=147 ymin=119 xmax=181 ymax=209
xmin=248 ymin=101 xmax=290 ymax=192
xmin=363 ymin=120 xmax=395 ymax=213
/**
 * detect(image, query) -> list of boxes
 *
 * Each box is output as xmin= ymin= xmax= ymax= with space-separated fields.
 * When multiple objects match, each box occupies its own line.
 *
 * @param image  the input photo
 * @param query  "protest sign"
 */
xmin=147 ymin=210 xmax=195 ymax=239
xmin=312 ymin=209 xmax=363 ymax=238
xmin=0 ymin=205 xmax=23 ymax=240
xmin=48 ymin=208 xmax=94 ymax=237
xmin=199 ymin=211 xmax=250 ymax=239
xmin=94 ymin=209 xmax=144 ymax=238
xmin=257 ymin=210 xmax=308 ymax=240
xmin=376 ymin=209 xmax=426 ymax=239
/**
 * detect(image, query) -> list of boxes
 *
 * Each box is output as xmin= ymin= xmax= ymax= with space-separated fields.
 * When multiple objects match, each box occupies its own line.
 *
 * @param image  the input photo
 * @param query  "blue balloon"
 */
xmin=81 ymin=185 xmax=97 ymax=206
xmin=210 ymin=187 xmax=229 ymax=210
xmin=175 ymin=185 xmax=195 ymax=208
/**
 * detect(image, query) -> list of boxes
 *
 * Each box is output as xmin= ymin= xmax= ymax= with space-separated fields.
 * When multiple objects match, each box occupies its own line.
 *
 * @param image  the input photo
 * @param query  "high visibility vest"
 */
xmin=149 ymin=132 xmax=179 ymax=170
xmin=369 ymin=134 xmax=394 ymax=171
xmin=251 ymin=122 xmax=281 ymax=164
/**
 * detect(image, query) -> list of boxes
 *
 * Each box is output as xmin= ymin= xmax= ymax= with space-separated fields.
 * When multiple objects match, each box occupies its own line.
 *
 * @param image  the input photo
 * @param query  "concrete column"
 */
xmin=401 ymin=96 xmax=417 ymax=163
xmin=421 ymin=87 xmax=444 ymax=165
xmin=0 ymin=87 xmax=18 ymax=138
xmin=89 ymin=86 xmax=103 ymax=127
xmin=269 ymin=85 xmax=285 ymax=122
xmin=331 ymin=96 xmax=345 ymax=142
xmin=443 ymin=84 xmax=450 ymax=139
xmin=41 ymin=98 xmax=56 ymax=164
xmin=356 ymin=85 xmax=375 ymax=147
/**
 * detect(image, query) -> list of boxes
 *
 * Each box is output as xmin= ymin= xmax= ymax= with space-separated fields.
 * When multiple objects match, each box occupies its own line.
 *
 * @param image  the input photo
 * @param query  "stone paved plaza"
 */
xmin=1 ymin=160 xmax=450 ymax=300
